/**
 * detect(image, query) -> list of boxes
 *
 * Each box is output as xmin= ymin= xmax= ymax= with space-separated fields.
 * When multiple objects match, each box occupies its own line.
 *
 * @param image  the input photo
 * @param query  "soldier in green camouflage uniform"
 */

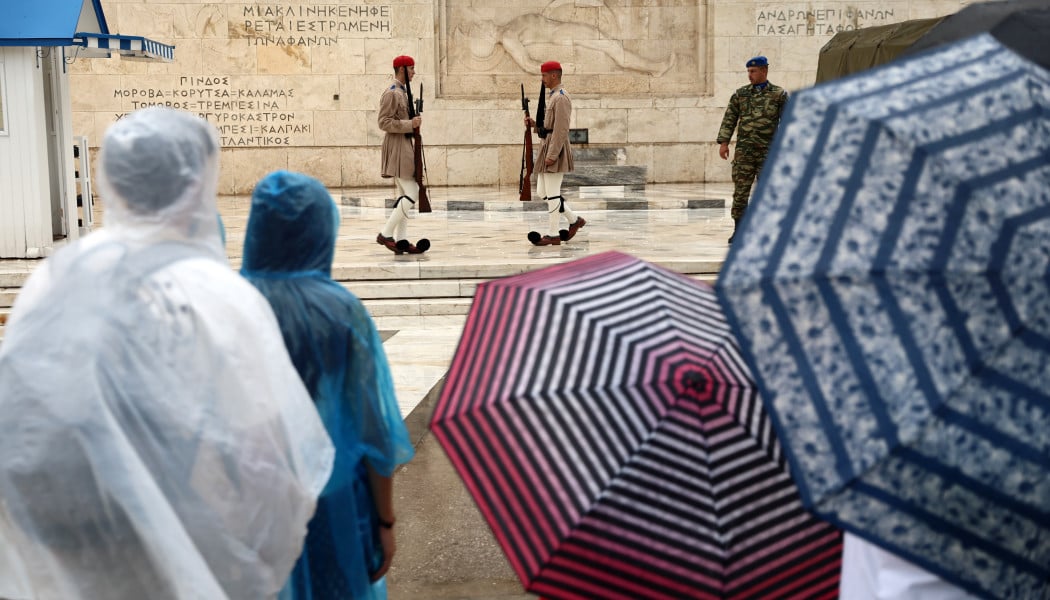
xmin=717 ymin=56 xmax=789 ymax=244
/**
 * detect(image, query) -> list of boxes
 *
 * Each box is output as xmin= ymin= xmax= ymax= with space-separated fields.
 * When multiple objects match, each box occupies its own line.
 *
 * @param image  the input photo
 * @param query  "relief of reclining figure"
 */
xmin=453 ymin=0 xmax=677 ymax=77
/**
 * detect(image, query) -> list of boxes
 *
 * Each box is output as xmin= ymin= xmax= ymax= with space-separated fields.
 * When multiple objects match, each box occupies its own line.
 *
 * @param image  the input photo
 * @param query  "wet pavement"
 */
xmin=0 ymin=182 xmax=736 ymax=599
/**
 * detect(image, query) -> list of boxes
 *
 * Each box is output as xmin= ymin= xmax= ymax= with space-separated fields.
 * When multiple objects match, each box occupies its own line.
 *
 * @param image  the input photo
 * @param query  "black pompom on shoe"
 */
xmin=396 ymin=239 xmax=412 ymax=253
xmin=558 ymin=229 xmax=570 ymax=241
xmin=411 ymin=239 xmax=431 ymax=254
xmin=528 ymin=231 xmax=543 ymax=245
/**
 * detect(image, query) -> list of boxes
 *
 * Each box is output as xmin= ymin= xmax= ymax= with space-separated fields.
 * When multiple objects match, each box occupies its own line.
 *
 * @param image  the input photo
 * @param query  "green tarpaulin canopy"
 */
xmin=814 ymin=17 xmax=943 ymax=84
xmin=816 ymin=0 xmax=1050 ymax=84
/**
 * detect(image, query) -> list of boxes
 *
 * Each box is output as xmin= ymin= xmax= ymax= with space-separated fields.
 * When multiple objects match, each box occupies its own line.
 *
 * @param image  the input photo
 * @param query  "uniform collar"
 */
xmin=752 ymin=81 xmax=770 ymax=91
xmin=548 ymin=84 xmax=563 ymax=96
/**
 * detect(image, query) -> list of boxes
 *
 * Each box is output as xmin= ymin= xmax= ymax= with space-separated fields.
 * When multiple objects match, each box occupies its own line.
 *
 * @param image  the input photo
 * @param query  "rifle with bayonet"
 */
xmin=534 ymin=82 xmax=550 ymax=139
xmin=402 ymin=66 xmax=431 ymax=213
xmin=519 ymin=83 xmax=534 ymax=201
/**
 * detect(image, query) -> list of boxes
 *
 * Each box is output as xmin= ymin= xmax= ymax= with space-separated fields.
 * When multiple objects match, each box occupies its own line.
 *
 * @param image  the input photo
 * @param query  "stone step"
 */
xmin=363 ymin=297 xmax=474 ymax=318
xmin=0 ymin=271 xmax=29 ymax=287
xmin=1 ymin=259 xmax=723 ymax=304
xmin=563 ymin=164 xmax=647 ymax=188
xmin=578 ymin=185 xmax=642 ymax=197
xmin=346 ymin=279 xmax=480 ymax=301
xmin=0 ymin=260 xmax=722 ymax=321
xmin=562 ymin=146 xmax=647 ymax=187
xmin=571 ymin=147 xmax=627 ymax=163
xmin=349 ymin=272 xmax=720 ymax=302
xmin=330 ymin=257 xmax=722 ymax=282
xmin=0 ymin=289 xmax=17 ymax=309
xmin=357 ymin=273 xmax=719 ymax=318
xmin=342 ymin=194 xmax=723 ymax=212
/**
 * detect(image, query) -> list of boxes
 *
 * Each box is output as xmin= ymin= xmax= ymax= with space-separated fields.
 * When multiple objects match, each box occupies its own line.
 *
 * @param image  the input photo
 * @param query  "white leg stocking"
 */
xmin=381 ymin=178 xmax=419 ymax=240
xmin=539 ymin=173 xmax=566 ymax=236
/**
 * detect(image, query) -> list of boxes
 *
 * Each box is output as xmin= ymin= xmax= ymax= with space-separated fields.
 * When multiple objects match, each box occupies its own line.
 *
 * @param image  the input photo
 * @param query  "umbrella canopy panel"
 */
xmin=902 ymin=0 xmax=1050 ymax=59
xmin=433 ymin=252 xmax=841 ymax=600
xmin=988 ymin=7 xmax=1050 ymax=69
xmin=717 ymin=34 xmax=1050 ymax=600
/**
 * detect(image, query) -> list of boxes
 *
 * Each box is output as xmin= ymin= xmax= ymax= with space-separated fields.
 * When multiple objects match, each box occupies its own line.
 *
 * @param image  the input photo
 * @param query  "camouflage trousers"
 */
xmin=730 ymin=145 xmax=770 ymax=221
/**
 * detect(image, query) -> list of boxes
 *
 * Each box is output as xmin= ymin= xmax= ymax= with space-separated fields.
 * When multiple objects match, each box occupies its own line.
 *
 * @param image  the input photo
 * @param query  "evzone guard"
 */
xmin=525 ymin=61 xmax=586 ymax=246
xmin=377 ymin=55 xmax=430 ymax=255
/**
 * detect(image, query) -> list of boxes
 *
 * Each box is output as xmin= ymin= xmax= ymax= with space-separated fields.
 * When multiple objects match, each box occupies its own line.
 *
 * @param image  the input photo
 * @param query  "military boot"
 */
xmin=377 ymin=233 xmax=403 ymax=254
xmin=562 ymin=217 xmax=587 ymax=241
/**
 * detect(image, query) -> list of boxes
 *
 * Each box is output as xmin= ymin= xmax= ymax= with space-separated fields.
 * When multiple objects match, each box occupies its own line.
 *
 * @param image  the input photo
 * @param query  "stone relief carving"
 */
xmin=440 ymin=0 xmax=702 ymax=98
xmin=453 ymin=2 xmax=675 ymax=76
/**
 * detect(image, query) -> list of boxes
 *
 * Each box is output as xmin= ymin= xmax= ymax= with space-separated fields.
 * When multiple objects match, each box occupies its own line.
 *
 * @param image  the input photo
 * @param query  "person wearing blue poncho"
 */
xmin=241 ymin=171 xmax=415 ymax=599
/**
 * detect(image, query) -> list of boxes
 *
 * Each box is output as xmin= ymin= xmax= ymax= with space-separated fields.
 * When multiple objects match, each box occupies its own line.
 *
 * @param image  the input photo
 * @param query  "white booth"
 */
xmin=0 ymin=0 xmax=173 ymax=258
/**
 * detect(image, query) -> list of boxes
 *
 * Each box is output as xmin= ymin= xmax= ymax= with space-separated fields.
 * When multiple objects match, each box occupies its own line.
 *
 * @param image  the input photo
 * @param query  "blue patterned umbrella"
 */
xmin=716 ymin=34 xmax=1050 ymax=600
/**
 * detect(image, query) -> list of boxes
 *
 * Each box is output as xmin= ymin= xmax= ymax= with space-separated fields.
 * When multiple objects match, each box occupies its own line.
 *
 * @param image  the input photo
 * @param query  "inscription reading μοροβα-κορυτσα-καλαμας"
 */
xmin=113 ymin=78 xmax=311 ymax=147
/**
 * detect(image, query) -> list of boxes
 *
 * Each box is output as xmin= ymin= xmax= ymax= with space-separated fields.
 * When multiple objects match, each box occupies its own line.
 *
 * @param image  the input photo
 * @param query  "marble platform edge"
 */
xmin=362 ymin=298 xmax=473 ymax=317
xmin=330 ymin=258 xmax=725 ymax=283
xmin=0 ymin=261 xmax=725 ymax=302
xmin=0 ymin=273 xmax=32 ymax=287
xmin=0 ymin=261 xmax=725 ymax=309
xmin=561 ymin=166 xmax=648 ymax=188
xmin=355 ymin=272 xmax=719 ymax=317
xmin=351 ymin=270 xmax=719 ymax=293
xmin=340 ymin=196 xmax=725 ymax=211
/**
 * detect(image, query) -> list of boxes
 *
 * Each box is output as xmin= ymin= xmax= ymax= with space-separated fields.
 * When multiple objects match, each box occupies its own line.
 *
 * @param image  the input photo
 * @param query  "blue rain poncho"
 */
xmin=0 ymin=108 xmax=335 ymax=600
xmin=241 ymin=171 xmax=414 ymax=600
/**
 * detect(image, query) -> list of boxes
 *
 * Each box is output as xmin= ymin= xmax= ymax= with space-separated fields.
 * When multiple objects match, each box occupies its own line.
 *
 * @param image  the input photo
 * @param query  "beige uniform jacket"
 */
xmin=379 ymin=79 xmax=415 ymax=179
xmin=536 ymin=85 xmax=574 ymax=174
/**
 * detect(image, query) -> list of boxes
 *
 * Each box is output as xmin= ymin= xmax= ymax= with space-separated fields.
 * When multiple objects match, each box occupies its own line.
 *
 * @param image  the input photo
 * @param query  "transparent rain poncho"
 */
xmin=240 ymin=171 xmax=414 ymax=600
xmin=0 ymin=108 xmax=335 ymax=600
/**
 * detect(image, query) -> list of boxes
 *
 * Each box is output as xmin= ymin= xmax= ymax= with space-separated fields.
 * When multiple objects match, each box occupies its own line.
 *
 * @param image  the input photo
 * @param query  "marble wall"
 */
xmin=70 ymin=0 xmax=975 ymax=194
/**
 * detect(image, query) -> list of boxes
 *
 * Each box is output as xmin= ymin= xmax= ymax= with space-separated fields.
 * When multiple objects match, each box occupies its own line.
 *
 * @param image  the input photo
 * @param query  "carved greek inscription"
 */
xmin=235 ymin=4 xmax=390 ymax=45
xmin=113 ymin=77 xmax=310 ymax=147
xmin=756 ymin=7 xmax=897 ymax=35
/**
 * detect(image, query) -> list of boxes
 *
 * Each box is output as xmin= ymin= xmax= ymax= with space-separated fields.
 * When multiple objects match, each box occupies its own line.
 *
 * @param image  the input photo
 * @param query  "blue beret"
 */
xmin=746 ymin=56 xmax=769 ymax=68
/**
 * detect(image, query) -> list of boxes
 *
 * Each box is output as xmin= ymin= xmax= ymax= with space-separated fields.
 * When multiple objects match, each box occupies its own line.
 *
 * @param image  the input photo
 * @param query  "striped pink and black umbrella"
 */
xmin=430 ymin=252 xmax=842 ymax=600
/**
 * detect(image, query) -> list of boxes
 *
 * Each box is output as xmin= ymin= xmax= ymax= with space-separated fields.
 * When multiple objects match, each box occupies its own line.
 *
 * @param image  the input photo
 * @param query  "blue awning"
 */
xmin=74 ymin=32 xmax=174 ymax=62
xmin=0 ymin=0 xmax=173 ymax=62
xmin=0 ymin=0 xmax=105 ymax=45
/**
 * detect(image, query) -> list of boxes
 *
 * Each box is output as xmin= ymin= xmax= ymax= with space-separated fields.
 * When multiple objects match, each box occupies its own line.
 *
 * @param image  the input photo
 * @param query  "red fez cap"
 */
xmin=540 ymin=61 xmax=562 ymax=73
xmin=393 ymin=55 xmax=415 ymax=69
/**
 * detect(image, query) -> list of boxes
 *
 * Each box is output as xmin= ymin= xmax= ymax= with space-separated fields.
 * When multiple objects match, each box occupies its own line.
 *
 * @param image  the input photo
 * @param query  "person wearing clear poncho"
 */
xmin=0 ymin=108 xmax=335 ymax=600
xmin=240 ymin=171 xmax=414 ymax=600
